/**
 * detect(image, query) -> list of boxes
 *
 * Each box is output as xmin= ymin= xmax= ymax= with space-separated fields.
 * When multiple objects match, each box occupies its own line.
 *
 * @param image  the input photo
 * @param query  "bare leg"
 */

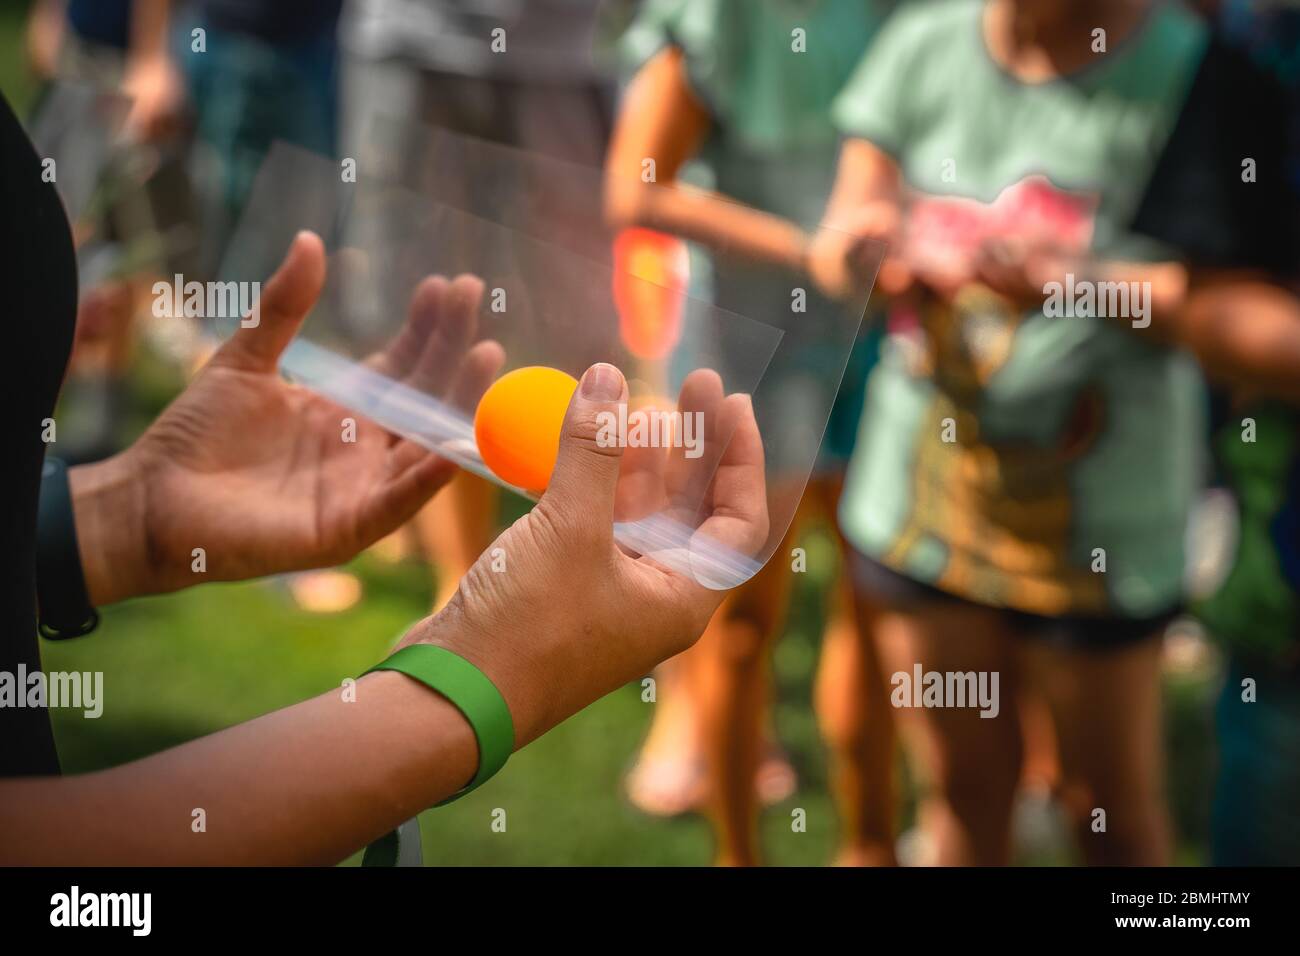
xmin=623 ymin=650 xmax=706 ymax=817
xmin=810 ymin=476 xmax=897 ymax=866
xmin=413 ymin=471 xmax=499 ymax=612
xmin=875 ymin=603 xmax=1023 ymax=865
xmin=1021 ymin=634 xmax=1171 ymax=865
xmin=815 ymin=579 xmax=897 ymax=865
xmin=694 ymin=553 xmax=793 ymax=866
xmin=1017 ymin=688 xmax=1060 ymax=794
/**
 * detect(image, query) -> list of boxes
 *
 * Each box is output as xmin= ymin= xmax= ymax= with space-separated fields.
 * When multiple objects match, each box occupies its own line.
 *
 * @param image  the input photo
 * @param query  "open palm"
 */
xmin=126 ymin=233 xmax=503 ymax=594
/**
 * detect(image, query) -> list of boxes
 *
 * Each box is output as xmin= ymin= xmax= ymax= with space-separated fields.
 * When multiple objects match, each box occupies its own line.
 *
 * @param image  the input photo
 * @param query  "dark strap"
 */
xmin=36 ymin=457 xmax=99 ymax=640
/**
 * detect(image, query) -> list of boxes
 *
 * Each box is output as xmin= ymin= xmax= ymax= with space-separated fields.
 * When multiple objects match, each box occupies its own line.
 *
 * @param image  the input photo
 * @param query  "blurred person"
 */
xmin=339 ymin=0 xmax=615 ymax=615
xmin=167 ymin=0 xmax=355 ymax=611
xmin=606 ymin=0 xmax=896 ymax=865
xmin=0 ymin=84 xmax=768 ymax=861
xmin=27 ymin=0 xmax=185 ymax=141
xmin=176 ymin=0 xmax=345 ymax=272
xmin=25 ymin=0 xmax=190 ymax=465
xmin=1129 ymin=0 xmax=1300 ymax=866
xmin=808 ymin=0 xmax=1217 ymax=865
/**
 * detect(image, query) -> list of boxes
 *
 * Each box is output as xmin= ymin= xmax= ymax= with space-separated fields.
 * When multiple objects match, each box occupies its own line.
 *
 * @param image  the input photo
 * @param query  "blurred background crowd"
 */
xmin=3 ymin=0 xmax=1298 ymax=866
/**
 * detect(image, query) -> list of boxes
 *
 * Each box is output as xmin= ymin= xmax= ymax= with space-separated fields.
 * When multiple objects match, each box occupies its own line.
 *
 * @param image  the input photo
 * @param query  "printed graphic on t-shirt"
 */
xmin=886 ymin=176 xmax=1112 ymax=614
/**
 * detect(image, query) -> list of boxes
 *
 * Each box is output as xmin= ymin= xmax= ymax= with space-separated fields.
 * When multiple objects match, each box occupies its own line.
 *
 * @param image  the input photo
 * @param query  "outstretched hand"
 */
xmin=399 ymin=362 xmax=769 ymax=747
xmin=73 ymin=231 xmax=504 ymax=604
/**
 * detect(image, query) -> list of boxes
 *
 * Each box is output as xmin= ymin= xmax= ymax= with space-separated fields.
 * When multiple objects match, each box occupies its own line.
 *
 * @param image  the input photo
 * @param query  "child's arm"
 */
xmin=976 ymin=247 xmax=1300 ymax=402
xmin=806 ymin=137 xmax=909 ymax=301
xmin=122 ymin=0 xmax=185 ymax=142
xmin=604 ymin=47 xmax=810 ymax=272
xmin=1171 ymin=272 xmax=1300 ymax=404
xmin=973 ymin=249 xmax=1189 ymax=336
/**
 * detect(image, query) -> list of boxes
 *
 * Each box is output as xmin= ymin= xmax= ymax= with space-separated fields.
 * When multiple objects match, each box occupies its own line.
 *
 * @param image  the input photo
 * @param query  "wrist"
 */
xmin=396 ymin=598 xmax=532 ymax=748
xmin=68 ymin=451 xmax=154 ymax=605
xmin=125 ymin=49 xmax=174 ymax=80
xmin=357 ymin=669 xmax=479 ymax=806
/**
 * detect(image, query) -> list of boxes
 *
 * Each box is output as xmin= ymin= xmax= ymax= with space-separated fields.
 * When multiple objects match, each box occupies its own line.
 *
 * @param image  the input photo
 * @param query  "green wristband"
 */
xmin=360 ymin=644 xmax=515 ymax=867
xmin=367 ymin=643 xmax=515 ymax=798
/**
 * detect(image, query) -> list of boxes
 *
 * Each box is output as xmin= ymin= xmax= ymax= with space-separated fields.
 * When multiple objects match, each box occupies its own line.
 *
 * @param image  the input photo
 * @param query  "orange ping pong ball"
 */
xmin=474 ymin=366 xmax=580 ymax=492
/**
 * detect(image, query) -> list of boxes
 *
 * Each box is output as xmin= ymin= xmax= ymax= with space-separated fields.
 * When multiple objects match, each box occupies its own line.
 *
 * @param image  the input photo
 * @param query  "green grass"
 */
xmin=41 ymin=533 xmax=853 ymax=866
xmin=40 ymin=521 xmax=1217 ymax=866
xmin=0 ymin=1 xmax=38 ymax=115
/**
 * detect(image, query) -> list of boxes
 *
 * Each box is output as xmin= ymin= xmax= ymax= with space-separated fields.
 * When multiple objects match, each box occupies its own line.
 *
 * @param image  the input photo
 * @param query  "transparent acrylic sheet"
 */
xmin=218 ymin=138 xmax=880 ymax=588
xmin=345 ymin=118 xmax=883 ymax=517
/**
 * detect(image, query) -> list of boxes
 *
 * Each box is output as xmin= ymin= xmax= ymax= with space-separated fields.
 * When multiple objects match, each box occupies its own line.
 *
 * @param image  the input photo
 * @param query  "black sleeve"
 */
xmin=1131 ymin=35 xmax=1300 ymax=279
xmin=0 ymin=90 xmax=79 ymax=777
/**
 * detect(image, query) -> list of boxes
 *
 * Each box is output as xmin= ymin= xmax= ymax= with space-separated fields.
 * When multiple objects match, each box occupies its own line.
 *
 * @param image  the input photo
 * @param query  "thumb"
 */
xmin=216 ymin=231 xmax=326 ymax=372
xmin=542 ymin=363 xmax=628 ymax=536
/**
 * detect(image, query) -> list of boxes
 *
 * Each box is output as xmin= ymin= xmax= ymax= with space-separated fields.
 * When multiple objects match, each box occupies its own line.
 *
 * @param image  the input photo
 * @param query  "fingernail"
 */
xmin=581 ymin=363 xmax=623 ymax=400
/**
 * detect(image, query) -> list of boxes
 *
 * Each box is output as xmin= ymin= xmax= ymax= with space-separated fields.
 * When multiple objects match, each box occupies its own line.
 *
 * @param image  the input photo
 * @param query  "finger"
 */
xmin=664 ymin=368 xmax=726 ymax=513
xmin=697 ymin=393 xmax=769 ymax=556
xmin=404 ymin=274 xmax=485 ymax=394
xmin=614 ymin=396 xmax=671 ymax=522
xmin=613 ymin=443 xmax=668 ymax=522
xmin=542 ymin=362 xmax=628 ymax=538
xmin=369 ymin=275 xmax=449 ymax=380
xmin=215 ymin=231 xmax=327 ymax=372
xmin=355 ymin=443 xmax=458 ymax=545
xmin=447 ymin=339 xmax=506 ymax=413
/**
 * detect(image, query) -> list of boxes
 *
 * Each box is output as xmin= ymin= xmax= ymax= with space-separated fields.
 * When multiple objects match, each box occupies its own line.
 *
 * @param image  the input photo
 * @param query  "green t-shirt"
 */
xmin=621 ymin=0 xmax=891 ymax=471
xmin=833 ymin=0 xmax=1209 ymax=617
xmin=623 ymin=0 xmax=889 ymax=227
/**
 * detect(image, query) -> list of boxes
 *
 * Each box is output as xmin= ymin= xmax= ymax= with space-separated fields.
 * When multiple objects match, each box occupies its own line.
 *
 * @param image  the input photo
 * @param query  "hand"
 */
xmin=72 ymin=232 xmax=505 ymax=604
xmin=121 ymin=54 xmax=186 ymax=143
xmin=807 ymin=200 xmax=911 ymax=301
xmin=397 ymin=362 xmax=769 ymax=747
xmin=970 ymin=237 xmax=1074 ymax=313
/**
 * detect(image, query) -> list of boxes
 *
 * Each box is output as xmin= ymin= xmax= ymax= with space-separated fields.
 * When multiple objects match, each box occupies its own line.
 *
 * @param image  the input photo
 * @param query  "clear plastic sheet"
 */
xmin=218 ymin=132 xmax=880 ymax=588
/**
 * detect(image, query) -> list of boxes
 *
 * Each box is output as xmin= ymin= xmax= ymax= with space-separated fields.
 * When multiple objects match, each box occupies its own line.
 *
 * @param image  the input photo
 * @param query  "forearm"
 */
xmin=603 ymin=47 xmax=809 ymax=272
xmin=1093 ymin=265 xmax=1300 ymax=402
xmin=1174 ymin=278 xmax=1300 ymax=404
xmin=611 ymin=181 xmax=810 ymax=273
xmin=127 ymin=0 xmax=172 ymax=65
xmin=0 ymin=668 xmax=476 ymax=865
xmin=1083 ymin=259 xmax=1188 ymax=338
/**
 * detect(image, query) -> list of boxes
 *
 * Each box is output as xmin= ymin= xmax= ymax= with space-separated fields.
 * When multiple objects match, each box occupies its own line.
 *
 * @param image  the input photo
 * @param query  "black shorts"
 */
xmin=849 ymin=550 xmax=1178 ymax=652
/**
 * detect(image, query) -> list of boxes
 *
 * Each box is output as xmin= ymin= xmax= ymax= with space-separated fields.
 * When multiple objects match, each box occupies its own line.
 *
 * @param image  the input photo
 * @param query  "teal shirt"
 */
xmin=623 ymin=0 xmax=888 ymax=227
xmin=833 ymin=0 xmax=1209 ymax=617
xmin=621 ymin=0 xmax=892 ymax=469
